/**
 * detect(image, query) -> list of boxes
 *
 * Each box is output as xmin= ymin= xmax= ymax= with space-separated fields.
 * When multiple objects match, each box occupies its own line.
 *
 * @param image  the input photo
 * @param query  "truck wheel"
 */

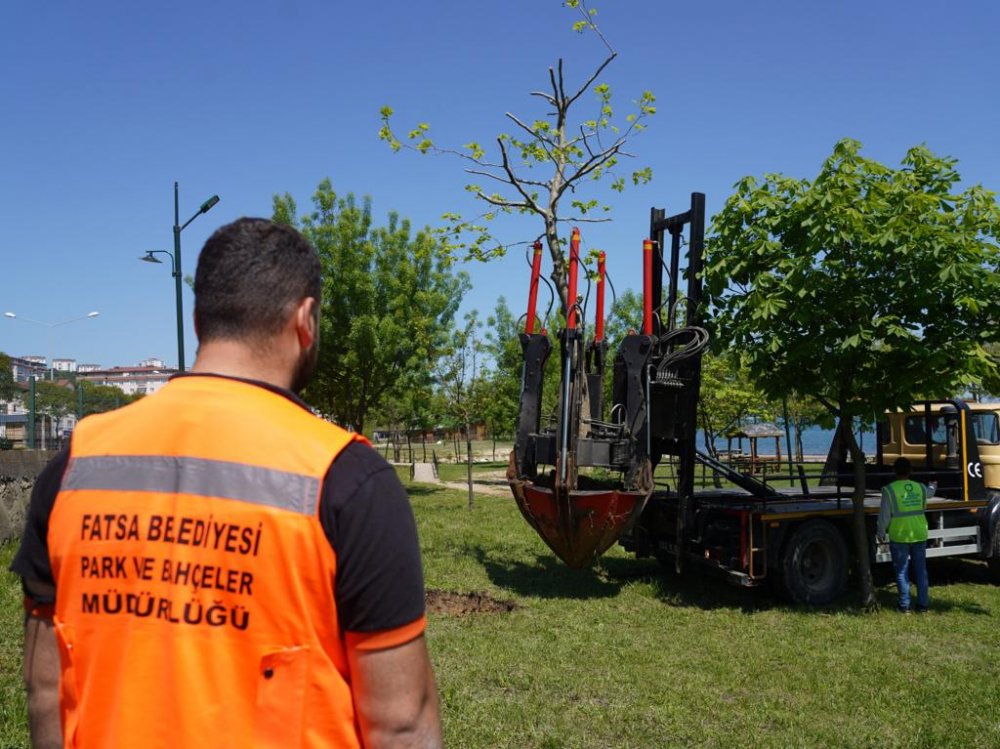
xmin=780 ymin=520 xmax=848 ymax=605
xmin=988 ymin=524 xmax=1000 ymax=585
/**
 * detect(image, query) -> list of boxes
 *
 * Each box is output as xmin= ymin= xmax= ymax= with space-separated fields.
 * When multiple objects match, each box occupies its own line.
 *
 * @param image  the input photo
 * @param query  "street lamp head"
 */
xmin=199 ymin=195 xmax=220 ymax=214
xmin=87 ymin=311 xmax=100 ymax=318
xmin=140 ymin=252 xmax=164 ymax=264
xmin=3 ymin=312 xmax=15 ymax=319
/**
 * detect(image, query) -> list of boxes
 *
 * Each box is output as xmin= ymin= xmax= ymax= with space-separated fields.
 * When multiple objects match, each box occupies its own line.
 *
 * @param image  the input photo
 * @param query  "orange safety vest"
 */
xmin=48 ymin=375 xmax=370 ymax=748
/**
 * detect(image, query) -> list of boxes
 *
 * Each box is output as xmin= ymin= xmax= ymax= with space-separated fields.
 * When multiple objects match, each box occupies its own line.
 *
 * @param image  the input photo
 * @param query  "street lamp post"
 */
xmin=140 ymin=182 xmax=219 ymax=372
xmin=3 ymin=310 xmax=100 ymax=448
xmin=3 ymin=311 xmax=101 ymax=379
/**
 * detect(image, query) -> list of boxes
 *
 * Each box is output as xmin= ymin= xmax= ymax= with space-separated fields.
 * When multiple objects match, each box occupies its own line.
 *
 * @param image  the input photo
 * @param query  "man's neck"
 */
xmin=190 ymin=339 xmax=294 ymax=391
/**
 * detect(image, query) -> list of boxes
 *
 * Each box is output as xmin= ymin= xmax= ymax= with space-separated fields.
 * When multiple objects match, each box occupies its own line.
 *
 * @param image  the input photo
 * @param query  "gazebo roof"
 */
xmin=726 ymin=422 xmax=784 ymax=439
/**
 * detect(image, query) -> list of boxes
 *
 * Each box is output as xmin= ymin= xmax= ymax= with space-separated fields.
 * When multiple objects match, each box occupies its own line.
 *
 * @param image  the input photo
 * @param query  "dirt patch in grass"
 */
xmin=426 ymin=589 xmax=518 ymax=616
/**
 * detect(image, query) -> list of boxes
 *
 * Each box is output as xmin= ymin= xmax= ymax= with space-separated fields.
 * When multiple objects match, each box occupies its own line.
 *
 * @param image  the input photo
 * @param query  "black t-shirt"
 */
xmin=11 ymin=377 xmax=425 ymax=636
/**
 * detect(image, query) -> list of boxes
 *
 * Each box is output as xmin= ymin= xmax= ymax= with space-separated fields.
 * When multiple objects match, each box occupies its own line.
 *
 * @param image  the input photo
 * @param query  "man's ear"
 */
xmin=294 ymin=297 xmax=318 ymax=349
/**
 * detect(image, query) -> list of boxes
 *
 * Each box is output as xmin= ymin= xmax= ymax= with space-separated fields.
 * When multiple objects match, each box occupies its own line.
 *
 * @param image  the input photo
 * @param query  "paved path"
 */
xmin=411 ymin=462 xmax=438 ymax=483
xmin=408 ymin=464 xmax=511 ymax=497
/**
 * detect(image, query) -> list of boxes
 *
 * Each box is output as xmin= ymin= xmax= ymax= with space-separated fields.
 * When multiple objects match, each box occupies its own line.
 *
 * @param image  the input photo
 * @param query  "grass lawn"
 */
xmin=436 ymin=461 xmax=508 ymax=483
xmin=1 ymin=542 xmax=28 ymax=748
xmin=411 ymin=485 xmax=1000 ymax=748
xmin=4 ymin=481 xmax=1000 ymax=748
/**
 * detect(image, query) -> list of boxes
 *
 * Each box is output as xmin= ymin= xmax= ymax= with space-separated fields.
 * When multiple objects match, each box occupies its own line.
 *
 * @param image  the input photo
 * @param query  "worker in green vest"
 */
xmin=877 ymin=457 xmax=931 ymax=613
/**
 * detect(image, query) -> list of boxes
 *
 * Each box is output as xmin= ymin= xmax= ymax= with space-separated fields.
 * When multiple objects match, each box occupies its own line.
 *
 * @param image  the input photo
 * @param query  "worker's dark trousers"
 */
xmin=890 ymin=541 xmax=929 ymax=610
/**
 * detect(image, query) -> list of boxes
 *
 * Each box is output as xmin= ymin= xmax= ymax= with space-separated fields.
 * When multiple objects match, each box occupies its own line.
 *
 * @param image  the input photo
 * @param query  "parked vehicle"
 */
xmin=507 ymin=194 xmax=1000 ymax=603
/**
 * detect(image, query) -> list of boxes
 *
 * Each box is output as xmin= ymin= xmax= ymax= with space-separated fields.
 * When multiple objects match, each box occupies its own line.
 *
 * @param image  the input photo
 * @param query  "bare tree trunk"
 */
xmin=843 ymin=424 xmax=876 ymax=609
xmin=465 ymin=419 xmax=474 ymax=510
xmin=700 ymin=407 xmax=723 ymax=489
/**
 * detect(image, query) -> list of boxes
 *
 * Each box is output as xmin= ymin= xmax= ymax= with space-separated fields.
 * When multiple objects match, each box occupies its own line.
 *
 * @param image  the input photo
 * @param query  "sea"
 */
xmin=700 ymin=425 xmax=873 ymax=460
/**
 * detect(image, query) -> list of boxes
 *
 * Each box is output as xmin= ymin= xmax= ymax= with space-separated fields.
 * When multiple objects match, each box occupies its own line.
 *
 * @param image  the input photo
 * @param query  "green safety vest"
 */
xmin=883 ymin=479 xmax=929 ymax=543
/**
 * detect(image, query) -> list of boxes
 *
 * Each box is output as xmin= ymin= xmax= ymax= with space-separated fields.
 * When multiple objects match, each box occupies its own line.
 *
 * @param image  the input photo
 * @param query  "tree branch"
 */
xmin=505 ymin=112 xmax=558 ymax=153
xmin=475 ymin=192 xmax=532 ymax=211
xmin=497 ymin=137 xmax=544 ymax=215
xmin=565 ymin=52 xmax=617 ymax=110
xmin=465 ymin=167 xmax=550 ymax=189
xmin=530 ymin=90 xmax=558 ymax=106
xmin=562 ymin=216 xmax=613 ymax=223
xmin=571 ymin=0 xmax=617 ymax=56
xmin=556 ymin=142 xmax=625 ymax=201
xmin=557 ymin=58 xmax=566 ymax=106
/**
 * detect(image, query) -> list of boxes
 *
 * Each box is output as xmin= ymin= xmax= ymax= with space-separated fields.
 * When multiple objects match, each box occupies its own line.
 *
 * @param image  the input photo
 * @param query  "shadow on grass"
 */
xmin=475 ymin=548 xmax=627 ymax=600
xmin=477 ymin=544 xmax=997 ymax=615
xmin=471 ymin=543 xmax=781 ymax=609
xmin=404 ymin=484 xmax=444 ymax=498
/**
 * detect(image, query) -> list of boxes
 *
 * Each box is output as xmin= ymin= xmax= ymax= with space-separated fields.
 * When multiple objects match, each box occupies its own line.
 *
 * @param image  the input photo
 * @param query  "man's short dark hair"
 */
xmin=893 ymin=457 xmax=912 ymax=478
xmin=194 ymin=218 xmax=321 ymax=343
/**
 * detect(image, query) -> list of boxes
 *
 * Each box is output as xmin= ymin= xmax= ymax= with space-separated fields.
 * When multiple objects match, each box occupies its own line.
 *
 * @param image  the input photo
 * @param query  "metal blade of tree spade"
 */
xmin=507 ymin=455 xmax=650 ymax=568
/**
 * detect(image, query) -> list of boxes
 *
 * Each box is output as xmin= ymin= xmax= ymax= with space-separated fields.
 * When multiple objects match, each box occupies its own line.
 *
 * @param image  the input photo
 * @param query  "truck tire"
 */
xmin=780 ymin=520 xmax=848 ymax=605
xmin=986 ymin=492 xmax=1000 ymax=584
xmin=988 ymin=524 xmax=1000 ymax=585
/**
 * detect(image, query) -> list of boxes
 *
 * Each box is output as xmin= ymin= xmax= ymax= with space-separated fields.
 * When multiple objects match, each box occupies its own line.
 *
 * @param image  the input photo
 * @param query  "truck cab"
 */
xmin=875 ymin=400 xmax=999 ymax=501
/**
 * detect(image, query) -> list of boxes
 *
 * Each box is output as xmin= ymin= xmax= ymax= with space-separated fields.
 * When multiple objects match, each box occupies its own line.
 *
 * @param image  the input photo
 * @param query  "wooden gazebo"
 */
xmin=725 ymin=422 xmax=785 ymax=474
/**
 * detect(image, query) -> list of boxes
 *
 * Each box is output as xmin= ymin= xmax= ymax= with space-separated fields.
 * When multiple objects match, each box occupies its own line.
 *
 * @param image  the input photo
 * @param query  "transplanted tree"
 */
xmin=273 ymin=179 xmax=470 ymax=433
xmin=379 ymin=0 xmax=655 ymax=316
xmin=706 ymin=138 xmax=1000 ymax=607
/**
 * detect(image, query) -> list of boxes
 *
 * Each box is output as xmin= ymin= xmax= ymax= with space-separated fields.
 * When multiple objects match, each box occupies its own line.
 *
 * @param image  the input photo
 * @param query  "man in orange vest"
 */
xmin=13 ymin=218 xmax=442 ymax=748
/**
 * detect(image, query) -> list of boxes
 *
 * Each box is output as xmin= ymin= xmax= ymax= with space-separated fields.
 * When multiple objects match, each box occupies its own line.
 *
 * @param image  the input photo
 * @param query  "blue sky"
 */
xmin=2 ymin=0 xmax=998 ymax=368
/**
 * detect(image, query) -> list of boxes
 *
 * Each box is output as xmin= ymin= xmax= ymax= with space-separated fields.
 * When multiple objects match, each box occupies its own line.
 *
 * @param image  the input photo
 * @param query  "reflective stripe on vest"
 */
xmin=885 ymin=479 xmax=929 ymax=544
xmin=63 ymin=455 xmax=321 ymax=515
xmin=47 ymin=376 xmax=366 ymax=749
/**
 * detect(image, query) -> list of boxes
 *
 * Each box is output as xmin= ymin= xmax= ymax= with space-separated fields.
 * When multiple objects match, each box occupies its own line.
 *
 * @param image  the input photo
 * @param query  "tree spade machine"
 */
xmin=507 ymin=193 xmax=1000 ymax=602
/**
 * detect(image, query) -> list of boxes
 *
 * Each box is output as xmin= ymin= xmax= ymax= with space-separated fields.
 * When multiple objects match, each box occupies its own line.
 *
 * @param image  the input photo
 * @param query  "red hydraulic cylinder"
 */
xmin=567 ymin=228 xmax=581 ymax=329
xmin=594 ymin=251 xmax=606 ymax=343
xmin=643 ymin=239 xmax=654 ymax=335
xmin=525 ymin=240 xmax=543 ymax=334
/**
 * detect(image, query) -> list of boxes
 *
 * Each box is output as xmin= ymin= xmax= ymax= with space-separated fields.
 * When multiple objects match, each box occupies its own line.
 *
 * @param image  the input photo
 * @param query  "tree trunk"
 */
xmin=700 ymin=409 xmax=723 ymax=489
xmin=544 ymin=217 xmax=570 ymax=316
xmin=843 ymin=423 xmax=877 ymax=609
xmin=465 ymin=420 xmax=474 ymax=510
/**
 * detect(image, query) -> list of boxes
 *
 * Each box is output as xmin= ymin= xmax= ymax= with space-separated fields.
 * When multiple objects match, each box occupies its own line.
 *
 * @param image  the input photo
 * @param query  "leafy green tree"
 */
xmin=77 ymin=382 xmax=133 ymax=416
xmin=35 ymin=380 xmax=75 ymax=448
xmin=706 ymin=139 xmax=1000 ymax=607
xmin=400 ymin=379 xmax=441 ymax=463
xmin=0 ymin=352 xmax=15 ymax=403
xmin=379 ymin=0 xmax=655 ymax=315
xmin=781 ymin=392 xmax=829 ymax=462
xmin=482 ymin=297 xmax=526 ymax=455
xmin=699 ymin=351 xmax=774 ymax=460
xmin=273 ymin=179 xmax=470 ymax=433
xmin=436 ymin=311 xmax=485 ymax=508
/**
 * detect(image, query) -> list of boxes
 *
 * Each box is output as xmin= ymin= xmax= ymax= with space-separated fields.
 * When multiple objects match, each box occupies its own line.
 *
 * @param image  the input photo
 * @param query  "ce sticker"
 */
xmin=967 ymin=462 xmax=983 ymax=478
